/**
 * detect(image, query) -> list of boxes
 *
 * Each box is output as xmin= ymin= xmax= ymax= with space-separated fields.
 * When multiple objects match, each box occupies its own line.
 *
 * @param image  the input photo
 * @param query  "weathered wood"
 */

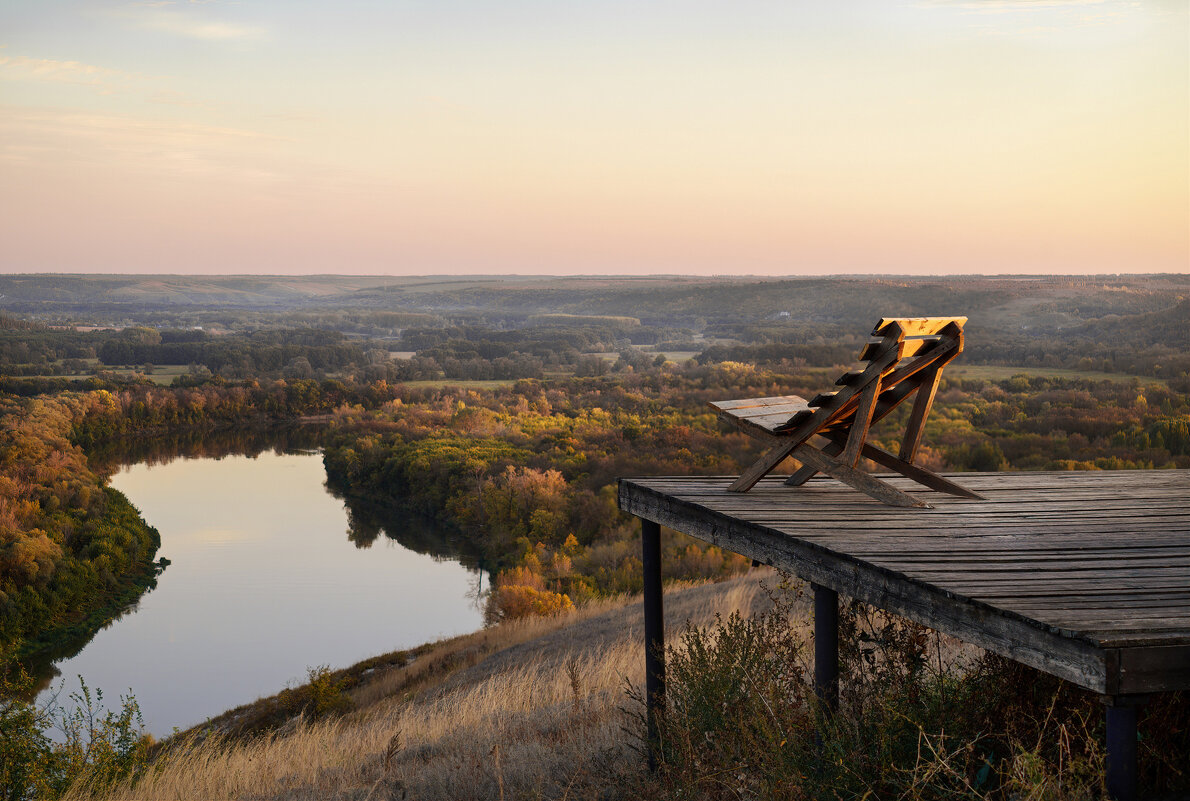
xmin=712 ymin=396 xmax=812 ymax=435
xmin=784 ymin=439 xmax=843 ymax=486
xmin=770 ymin=339 xmax=901 ymax=440
xmin=619 ymin=470 xmax=1190 ymax=696
xmin=899 ymin=366 xmax=941 ymax=462
xmin=790 ymin=443 xmax=930 ymax=508
xmin=714 ymin=316 xmax=973 ymax=503
xmin=784 ymin=462 xmax=819 ymax=487
xmin=711 ymin=395 xmax=808 ymax=411
xmin=717 ymin=402 xmax=809 ymax=420
xmin=727 ymin=439 xmax=800 ymax=492
xmin=842 ymin=378 xmax=880 ymax=466
xmin=1117 ymin=646 xmax=1190 ymax=691
xmin=620 ymin=480 xmax=1111 ymax=691
xmin=868 ymin=335 xmax=941 ymax=359
xmin=730 ymin=410 xmax=813 ymax=434
xmin=857 ymin=441 xmax=985 ymax=499
xmin=874 ymin=316 xmax=968 ymax=337
xmin=857 ymin=336 xmax=903 ymax=362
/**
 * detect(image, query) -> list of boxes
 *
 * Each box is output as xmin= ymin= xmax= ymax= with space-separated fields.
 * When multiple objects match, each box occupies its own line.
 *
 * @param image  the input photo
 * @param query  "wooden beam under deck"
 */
xmin=618 ymin=470 xmax=1190 ymax=697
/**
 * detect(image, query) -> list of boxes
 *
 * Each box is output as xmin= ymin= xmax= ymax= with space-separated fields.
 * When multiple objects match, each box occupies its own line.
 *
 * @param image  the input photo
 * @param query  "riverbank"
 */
xmin=5 ymin=487 xmax=162 ymax=661
xmin=37 ymin=573 xmax=1190 ymax=799
xmin=80 ymin=573 xmax=779 ymax=800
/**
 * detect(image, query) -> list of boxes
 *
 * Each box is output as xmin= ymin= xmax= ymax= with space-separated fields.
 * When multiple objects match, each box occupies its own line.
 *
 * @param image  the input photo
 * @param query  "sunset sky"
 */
xmin=1 ymin=0 xmax=1186 ymax=276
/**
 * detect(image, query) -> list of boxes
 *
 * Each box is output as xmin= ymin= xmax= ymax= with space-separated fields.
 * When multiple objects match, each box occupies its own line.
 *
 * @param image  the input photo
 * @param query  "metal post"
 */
xmin=813 ymin=583 xmax=839 ymax=711
xmin=1105 ymin=699 xmax=1139 ymax=801
xmin=641 ymin=517 xmax=665 ymax=770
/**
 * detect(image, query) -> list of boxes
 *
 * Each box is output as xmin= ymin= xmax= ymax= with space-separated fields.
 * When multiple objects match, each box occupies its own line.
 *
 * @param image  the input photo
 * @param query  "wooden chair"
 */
xmin=710 ymin=317 xmax=984 ymax=508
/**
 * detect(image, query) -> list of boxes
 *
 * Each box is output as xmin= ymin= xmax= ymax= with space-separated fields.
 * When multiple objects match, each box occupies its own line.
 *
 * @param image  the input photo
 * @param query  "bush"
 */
xmin=637 ymin=580 xmax=1190 ymax=800
xmin=304 ymin=665 xmax=353 ymax=719
xmin=55 ymin=678 xmax=151 ymax=795
xmin=486 ymin=585 xmax=574 ymax=622
xmin=0 ymin=652 xmax=149 ymax=800
xmin=274 ymin=665 xmax=355 ymax=722
xmin=1 ymin=655 xmax=55 ymax=801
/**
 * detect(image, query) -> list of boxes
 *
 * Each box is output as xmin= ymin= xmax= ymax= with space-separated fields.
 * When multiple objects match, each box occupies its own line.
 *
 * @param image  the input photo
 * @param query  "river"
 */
xmin=34 ymin=446 xmax=485 ymax=736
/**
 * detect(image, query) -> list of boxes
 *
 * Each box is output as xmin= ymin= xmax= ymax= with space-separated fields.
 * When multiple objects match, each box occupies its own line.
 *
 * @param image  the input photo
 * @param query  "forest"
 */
xmin=1 ymin=273 xmax=1187 ymax=647
xmin=0 ymin=274 xmax=1188 ymax=797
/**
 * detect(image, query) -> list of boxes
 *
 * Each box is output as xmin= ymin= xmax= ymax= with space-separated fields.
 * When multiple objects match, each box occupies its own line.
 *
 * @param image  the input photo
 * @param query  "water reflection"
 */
xmin=85 ymin=424 xmax=329 ymax=476
xmin=339 ymin=495 xmax=490 ymax=571
xmin=33 ymin=437 xmax=485 ymax=736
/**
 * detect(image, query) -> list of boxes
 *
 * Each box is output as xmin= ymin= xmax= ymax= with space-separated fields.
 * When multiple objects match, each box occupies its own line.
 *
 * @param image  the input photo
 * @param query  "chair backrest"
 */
xmin=862 ymin=316 xmax=967 ymax=359
xmin=774 ymin=316 xmax=966 ymax=437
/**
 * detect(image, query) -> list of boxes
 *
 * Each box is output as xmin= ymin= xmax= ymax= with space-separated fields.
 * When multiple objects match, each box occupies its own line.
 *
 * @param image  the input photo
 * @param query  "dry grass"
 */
xmin=71 ymin=572 xmax=779 ymax=801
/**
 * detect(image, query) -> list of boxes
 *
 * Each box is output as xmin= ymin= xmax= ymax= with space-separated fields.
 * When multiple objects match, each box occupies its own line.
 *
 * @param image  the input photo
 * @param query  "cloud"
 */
xmin=116 ymin=4 xmax=265 ymax=41
xmin=0 ymin=55 xmax=136 ymax=94
xmin=0 ymin=55 xmax=119 ymax=82
xmin=0 ymin=107 xmax=289 ymax=183
xmin=142 ymin=15 xmax=263 ymax=40
xmin=0 ymin=53 xmax=211 ymax=105
xmin=916 ymin=0 xmax=1110 ymax=11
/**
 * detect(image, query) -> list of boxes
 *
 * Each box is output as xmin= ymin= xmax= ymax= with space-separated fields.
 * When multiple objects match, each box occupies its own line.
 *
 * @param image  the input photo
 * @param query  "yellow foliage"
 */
xmin=489 ymin=585 xmax=574 ymax=621
xmin=561 ymin=533 xmax=580 ymax=556
xmin=495 ymin=566 xmax=545 ymax=591
xmin=550 ymin=552 xmax=573 ymax=577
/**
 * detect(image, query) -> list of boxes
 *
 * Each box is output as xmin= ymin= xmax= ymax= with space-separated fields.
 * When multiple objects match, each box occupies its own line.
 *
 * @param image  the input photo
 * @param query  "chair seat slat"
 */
xmin=737 ymin=411 xmax=811 ymax=432
xmin=710 ymin=395 xmax=806 ymax=411
xmin=719 ymin=402 xmax=809 ymax=421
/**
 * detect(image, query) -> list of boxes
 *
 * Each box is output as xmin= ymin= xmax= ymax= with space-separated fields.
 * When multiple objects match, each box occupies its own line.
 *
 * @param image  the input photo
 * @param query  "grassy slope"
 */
xmin=79 ymin=574 xmax=784 ymax=801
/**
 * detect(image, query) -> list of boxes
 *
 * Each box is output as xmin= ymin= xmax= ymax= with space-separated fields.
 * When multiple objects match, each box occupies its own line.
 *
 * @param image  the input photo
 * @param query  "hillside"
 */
xmin=4 ymin=274 xmax=1186 ymax=331
xmin=63 ymin=563 xmax=1180 ymax=801
xmin=83 ymin=574 xmax=781 ymax=801
xmin=5 ymin=274 xmax=1187 ymax=389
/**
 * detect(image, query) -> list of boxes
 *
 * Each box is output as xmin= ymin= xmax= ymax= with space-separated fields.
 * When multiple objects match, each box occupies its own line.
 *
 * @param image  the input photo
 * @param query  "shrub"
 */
xmin=0 ymin=653 xmax=150 ymax=800
xmin=1 ymin=654 xmax=55 ymax=801
xmin=304 ymin=665 xmax=353 ymax=719
xmin=55 ymin=678 xmax=151 ymax=795
xmin=487 ymin=584 xmax=574 ymax=622
xmin=638 ymin=580 xmax=1190 ymax=800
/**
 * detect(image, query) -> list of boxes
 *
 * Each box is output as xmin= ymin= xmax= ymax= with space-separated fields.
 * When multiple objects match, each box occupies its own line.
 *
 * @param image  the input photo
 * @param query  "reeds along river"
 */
xmin=33 ymin=441 xmax=485 ymax=736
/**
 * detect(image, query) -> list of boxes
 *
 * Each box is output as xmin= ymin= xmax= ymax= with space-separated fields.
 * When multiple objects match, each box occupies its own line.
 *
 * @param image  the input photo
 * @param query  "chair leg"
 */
xmin=793 ymin=444 xmax=931 ymax=508
xmin=859 ymin=443 xmax=985 ymax=500
xmin=784 ymin=439 xmax=844 ymax=486
xmin=729 ymin=438 xmax=800 ymax=492
xmin=784 ymin=465 xmax=817 ymax=486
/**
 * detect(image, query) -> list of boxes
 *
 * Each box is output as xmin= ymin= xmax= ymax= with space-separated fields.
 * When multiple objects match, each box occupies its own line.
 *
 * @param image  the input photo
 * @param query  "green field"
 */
xmin=12 ymin=364 xmax=190 ymax=386
xmin=651 ymin=351 xmax=700 ymax=363
xmin=951 ymin=364 xmax=1167 ymax=386
xmin=400 ymin=379 xmax=518 ymax=389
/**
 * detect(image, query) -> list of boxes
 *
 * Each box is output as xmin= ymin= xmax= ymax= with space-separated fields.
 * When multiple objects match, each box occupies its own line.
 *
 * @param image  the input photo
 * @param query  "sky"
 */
xmin=0 ymin=0 xmax=1186 ymax=276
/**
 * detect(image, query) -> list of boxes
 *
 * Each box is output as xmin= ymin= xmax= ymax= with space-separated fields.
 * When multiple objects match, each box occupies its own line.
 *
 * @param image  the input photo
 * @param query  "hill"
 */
xmin=86 ymin=574 xmax=778 ymax=800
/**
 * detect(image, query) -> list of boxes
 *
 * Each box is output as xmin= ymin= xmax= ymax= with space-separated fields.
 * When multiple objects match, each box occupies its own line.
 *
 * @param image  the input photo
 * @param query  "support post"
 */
xmin=641 ymin=517 xmax=665 ymax=770
xmin=1105 ymin=697 xmax=1141 ymax=801
xmin=813 ymin=583 xmax=839 ymax=711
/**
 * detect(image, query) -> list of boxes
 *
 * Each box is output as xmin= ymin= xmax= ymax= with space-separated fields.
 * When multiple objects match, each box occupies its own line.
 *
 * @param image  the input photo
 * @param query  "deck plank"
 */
xmin=618 ymin=470 xmax=1190 ymax=695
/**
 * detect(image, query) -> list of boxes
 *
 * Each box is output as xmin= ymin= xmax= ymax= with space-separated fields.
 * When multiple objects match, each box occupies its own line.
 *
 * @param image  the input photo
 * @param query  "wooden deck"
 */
xmin=619 ymin=469 xmax=1190 ymax=697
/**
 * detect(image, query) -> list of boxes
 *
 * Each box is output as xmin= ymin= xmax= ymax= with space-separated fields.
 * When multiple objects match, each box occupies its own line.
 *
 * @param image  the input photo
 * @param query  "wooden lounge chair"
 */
xmin=710 ymin=316 xmax=984 ymax=508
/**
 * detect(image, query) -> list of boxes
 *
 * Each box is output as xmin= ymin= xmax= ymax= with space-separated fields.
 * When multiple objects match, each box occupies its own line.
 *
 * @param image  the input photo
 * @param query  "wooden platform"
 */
xmin=618 ymin=470 xmax=1190 ymax=697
